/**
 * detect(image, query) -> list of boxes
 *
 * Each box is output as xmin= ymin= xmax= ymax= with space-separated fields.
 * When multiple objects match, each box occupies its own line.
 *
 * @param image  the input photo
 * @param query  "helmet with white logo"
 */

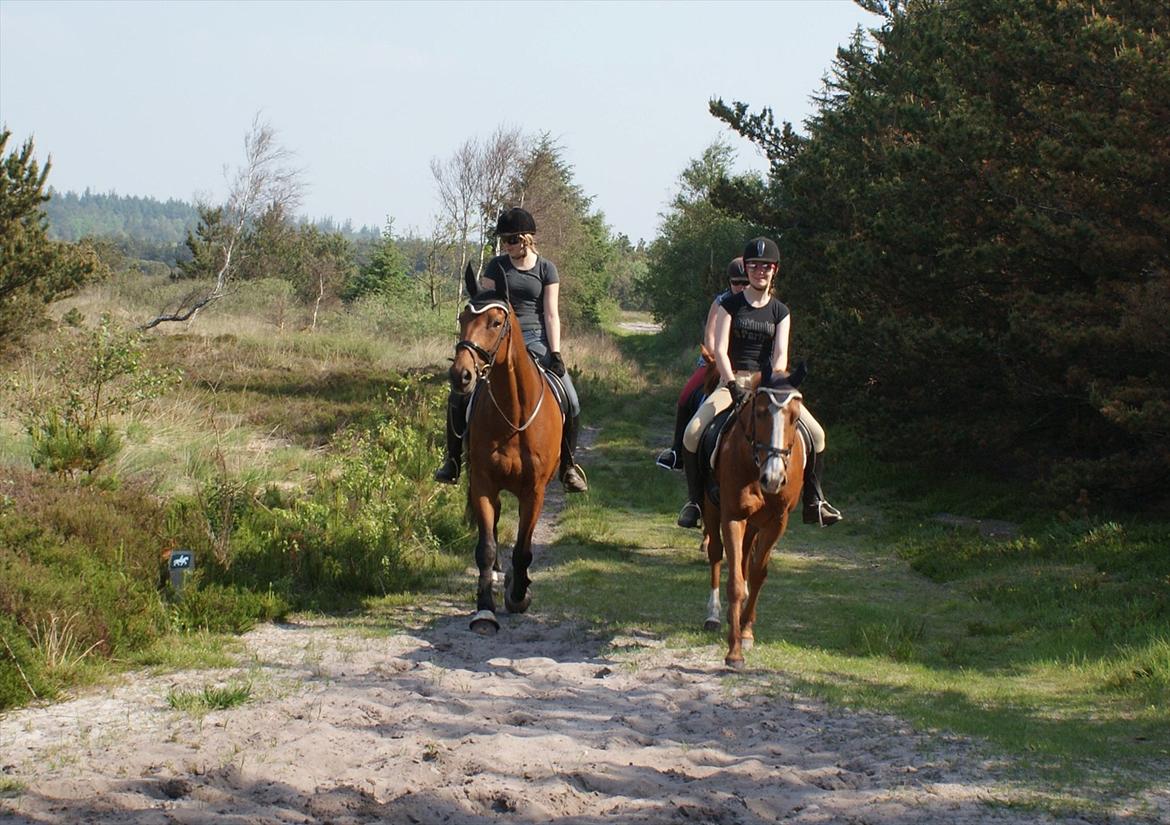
xmin=742 ymin=237 xmax=780 ymax=263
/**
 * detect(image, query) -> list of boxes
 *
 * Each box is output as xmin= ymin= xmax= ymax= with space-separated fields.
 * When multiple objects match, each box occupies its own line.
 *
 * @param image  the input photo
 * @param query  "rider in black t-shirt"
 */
xmin=676 ymin=237 xmax=842 ymax=529
xmin=434 ymin=208 xmax=587 ymax=493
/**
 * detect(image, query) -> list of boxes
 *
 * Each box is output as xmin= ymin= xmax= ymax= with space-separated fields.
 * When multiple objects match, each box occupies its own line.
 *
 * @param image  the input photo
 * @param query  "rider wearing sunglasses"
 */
xmin=676 ymin=237 xmax=842 ymax=529
xmin=434 ymin=207 xmax=588 ymax=493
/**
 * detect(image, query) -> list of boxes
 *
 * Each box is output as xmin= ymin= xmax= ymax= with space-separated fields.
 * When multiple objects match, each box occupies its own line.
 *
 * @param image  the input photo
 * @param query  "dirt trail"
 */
xmin=0 ymin=433 xmax=1129 ymax=824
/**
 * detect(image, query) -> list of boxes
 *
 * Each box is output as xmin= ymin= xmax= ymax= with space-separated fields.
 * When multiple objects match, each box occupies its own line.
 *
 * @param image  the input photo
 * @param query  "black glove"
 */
xmin=726 ymin=380 xmax=746 ymax=405
xmin=548 ymin=351 xmax=567 ymax=377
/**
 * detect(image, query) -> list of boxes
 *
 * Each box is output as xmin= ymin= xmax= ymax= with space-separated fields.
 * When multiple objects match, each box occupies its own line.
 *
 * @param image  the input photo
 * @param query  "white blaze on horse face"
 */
xmin=760 ymin=395 xmax=787 ymax=494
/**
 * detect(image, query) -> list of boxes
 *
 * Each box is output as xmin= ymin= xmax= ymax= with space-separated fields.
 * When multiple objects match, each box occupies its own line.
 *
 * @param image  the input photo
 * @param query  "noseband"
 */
xmin=454 ymin=300 xmax=547 ymax=433
xmin=743 ymin=387 xmax=801 ymax=472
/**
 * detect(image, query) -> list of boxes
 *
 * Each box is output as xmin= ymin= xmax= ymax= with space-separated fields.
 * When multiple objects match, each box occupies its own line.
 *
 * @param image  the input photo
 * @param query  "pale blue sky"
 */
xmin=0 ymin=0 xmax=879 ymax=242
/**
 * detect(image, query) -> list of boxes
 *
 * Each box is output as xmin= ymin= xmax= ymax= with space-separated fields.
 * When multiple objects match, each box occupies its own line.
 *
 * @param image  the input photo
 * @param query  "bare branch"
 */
xmin=142 ymin=113 xmax=303 ymax=330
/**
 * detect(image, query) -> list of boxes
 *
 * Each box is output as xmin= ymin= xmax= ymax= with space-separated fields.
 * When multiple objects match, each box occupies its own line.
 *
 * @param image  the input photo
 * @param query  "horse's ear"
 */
xmin=464 ymin=263 xmax=478 ymax=298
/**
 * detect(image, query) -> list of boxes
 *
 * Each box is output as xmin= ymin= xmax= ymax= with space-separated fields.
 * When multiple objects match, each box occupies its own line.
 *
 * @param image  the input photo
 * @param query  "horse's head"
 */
xmin=450 ymin=263 xmax=514 ymax=395
xmin=745 ymin=373 xmax=803 ymax=495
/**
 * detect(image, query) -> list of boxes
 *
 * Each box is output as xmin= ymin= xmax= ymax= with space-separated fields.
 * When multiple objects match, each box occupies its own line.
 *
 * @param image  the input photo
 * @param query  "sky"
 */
xmin=0 ymin=0 xmax=880 ymax=243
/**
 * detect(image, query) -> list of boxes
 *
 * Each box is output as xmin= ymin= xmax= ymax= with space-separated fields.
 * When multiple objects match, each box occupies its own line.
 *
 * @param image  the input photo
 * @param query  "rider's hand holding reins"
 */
xmin=548 ymin=351 xmax=567 ymax=377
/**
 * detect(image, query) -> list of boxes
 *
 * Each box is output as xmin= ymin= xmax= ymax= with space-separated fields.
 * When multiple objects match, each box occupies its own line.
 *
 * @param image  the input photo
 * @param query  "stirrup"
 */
xmin=655 ymin=448 xmax=681 ymax=471
xmin=433 ymin=457 xmax=460 ymax=484
xmin=562 ymin=463 xmax=588 ymax=493
xmin=803 ymin=500 xmax=842 ymax=527
xmin=677 ymin=501 xmax=702 ymax=529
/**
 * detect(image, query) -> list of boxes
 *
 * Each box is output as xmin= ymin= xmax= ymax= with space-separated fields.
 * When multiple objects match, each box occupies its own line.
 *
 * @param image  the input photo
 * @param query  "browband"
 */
xmin=464 ymin=300 xmax=510 ymax=315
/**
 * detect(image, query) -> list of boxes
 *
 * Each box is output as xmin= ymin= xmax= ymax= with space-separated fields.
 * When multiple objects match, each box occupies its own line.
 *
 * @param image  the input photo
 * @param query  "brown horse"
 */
xmin=449 ymin=265 xmax=563 ymax=635
xmin=700 ymin=372 xmax=806 ymax=668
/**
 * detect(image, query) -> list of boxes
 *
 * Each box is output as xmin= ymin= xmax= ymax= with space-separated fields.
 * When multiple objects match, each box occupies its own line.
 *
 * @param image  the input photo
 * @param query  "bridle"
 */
xmin=454 ymin=301 xmax=547 ymax=434
xmin=742 ymin=386 xmax=801 ymax=473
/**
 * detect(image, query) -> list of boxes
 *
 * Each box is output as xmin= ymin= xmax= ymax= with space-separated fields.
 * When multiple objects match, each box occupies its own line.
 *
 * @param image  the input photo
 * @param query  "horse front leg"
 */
xmin=721 ymin=517 xmax=749 ymax=669
xmin=470 ymin=491 xmax=501 ymax=635
xmin=704 ymin=529 xmax=723 ymax=631
xmin=741 ymin=520 xmax=782 ymax=651
xmin=505 ymin=487 xmax=545 ymax=614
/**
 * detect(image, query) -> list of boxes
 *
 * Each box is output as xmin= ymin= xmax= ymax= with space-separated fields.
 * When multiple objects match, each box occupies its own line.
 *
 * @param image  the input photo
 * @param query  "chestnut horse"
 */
xmin=449 ymin=265 xmax=563 ymax=635
xmin=700 ymin=372 xmax=806 ymax=668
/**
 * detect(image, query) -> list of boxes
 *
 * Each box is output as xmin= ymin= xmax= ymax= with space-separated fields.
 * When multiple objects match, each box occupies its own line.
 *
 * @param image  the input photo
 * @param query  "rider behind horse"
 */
xmin=676 ymin=236 xmax=841 ymax=529
xmin=656 ymin=257 xmax=748 ymax=471
xmin=435 ymin=208 xmax=588 ymax=493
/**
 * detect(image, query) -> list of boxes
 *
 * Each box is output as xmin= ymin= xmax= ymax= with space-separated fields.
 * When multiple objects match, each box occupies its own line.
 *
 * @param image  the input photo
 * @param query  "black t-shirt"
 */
xmin=483 ymin=254 xmax=559 ymax=336
xmin=718 ymin=292 xmax=790 ymax=372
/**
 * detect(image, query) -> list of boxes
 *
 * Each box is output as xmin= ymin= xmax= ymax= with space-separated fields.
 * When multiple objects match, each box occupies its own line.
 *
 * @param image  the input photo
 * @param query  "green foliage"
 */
xmin=506 ymin=135 xmax=618 ymax=328
xmin=22 ymin=314 xmax=179 ymax=477
xmin=169 ymin=581 xmax=286 ymax=634
xmin=176 ymin=205 xmax=229 ymax=280
xmin=161 ymin=375 xmax=467 ymax=605
xmin=343 ymin=221 xmax=408 ymax=301
xmin=0 ymin=130 xmax=96 ymax=348
xmin=709 ymin=0 xmax=1170 ymax=508
xmin=641 ymin=142 xmax=758 ymax=337
xmin=166 ymin=680 xmax=252 ymax=713
xmin=0 ymin=469 xmax=175 ymax=708
xmin=43 ymin=188 xmax=197 ymax=264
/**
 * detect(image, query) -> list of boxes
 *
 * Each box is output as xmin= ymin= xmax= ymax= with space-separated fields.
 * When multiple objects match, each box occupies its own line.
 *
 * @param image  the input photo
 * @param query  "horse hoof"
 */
xmin=503 ymin=571 xmax=532 ymax=614
xmin=742 ymin=637 xmax=754 ymax=651
xmin=469 ymin=610 xmax=499 ymax=636
xmin=725 ymin=656 xmax=746 ymax=671
xmin=703 ymin=619 xmax=721 ymax=632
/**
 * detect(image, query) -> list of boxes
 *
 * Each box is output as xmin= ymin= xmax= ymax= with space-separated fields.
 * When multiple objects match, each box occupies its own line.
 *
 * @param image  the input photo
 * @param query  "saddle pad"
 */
xmin=699 ymin=407 xmax=736 ymax=473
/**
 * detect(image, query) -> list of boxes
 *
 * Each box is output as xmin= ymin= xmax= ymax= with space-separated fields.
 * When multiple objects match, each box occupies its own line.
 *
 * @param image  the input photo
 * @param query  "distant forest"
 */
xmin=44 ymin=189 xmax=380 ymax=264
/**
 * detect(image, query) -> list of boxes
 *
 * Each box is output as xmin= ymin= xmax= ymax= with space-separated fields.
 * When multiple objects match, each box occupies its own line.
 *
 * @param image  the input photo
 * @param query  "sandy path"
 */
xmin=0 ymin=434 xmax=1130 ymax=824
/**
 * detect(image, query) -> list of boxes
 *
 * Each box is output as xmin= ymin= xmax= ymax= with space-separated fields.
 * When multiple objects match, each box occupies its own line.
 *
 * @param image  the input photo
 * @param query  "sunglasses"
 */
xmin=501 ymin=234 xmax=523 ymax=245
xmin=729 ymin=279 xmax=749 ymax=287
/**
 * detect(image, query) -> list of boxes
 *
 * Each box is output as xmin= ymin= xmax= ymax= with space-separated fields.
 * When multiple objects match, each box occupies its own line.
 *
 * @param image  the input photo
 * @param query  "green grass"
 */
xmin=166 ymin=680 xmax=253 ymax=713
xmin=538 ymin=313 xmax=1170 ymax=813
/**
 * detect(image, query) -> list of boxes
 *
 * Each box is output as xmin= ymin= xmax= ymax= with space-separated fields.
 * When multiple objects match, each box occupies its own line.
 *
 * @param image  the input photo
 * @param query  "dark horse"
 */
xmin=701 ymin=372 xmax=806 ymax=668
xmin=449 ymin=265 xmax=563 ymax=635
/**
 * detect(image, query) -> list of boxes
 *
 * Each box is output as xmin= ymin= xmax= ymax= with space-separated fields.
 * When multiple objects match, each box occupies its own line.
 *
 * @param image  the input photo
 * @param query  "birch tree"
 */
xmin=143 ymin=115 xmax=303 ymax=329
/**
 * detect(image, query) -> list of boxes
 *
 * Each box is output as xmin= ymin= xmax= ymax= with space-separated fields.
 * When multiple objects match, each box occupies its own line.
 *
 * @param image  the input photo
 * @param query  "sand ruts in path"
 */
xmin=0 ymin=432 xmax=1141 ymax=823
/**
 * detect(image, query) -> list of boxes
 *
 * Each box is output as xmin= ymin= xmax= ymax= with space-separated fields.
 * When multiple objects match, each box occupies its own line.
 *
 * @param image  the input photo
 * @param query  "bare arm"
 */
xmin=712 ymin=307 xmax=735 ymax=385
xmin=544 ymin=282 xmax=562 ymax=352
xmin=771 ymin=313 xmax=791 ymax=374
xmin=702 ymin=298 xmax=722 ymax=354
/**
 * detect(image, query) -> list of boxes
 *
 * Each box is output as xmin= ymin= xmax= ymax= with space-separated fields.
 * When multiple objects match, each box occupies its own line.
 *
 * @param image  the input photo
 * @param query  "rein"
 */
xmin=455 ymin=302 xmax=547 ymax=434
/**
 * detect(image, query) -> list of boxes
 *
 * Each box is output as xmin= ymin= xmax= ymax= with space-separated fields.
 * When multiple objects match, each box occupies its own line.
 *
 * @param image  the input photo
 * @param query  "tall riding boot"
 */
xmin=433 ymin=393 xmax=465 ymax=484
xmin=676 ymin=448 xmax=704 ymax=529
xmin=560 ymin=414 xmax=589 ymax=493
xmin=802 ymin=451 xmax=842 ymax=526
xmin=655 ymin=405 xmax=689 ymax=471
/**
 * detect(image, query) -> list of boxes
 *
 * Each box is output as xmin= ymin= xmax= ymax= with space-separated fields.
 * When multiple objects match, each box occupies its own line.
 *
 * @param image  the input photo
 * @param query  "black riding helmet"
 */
xmin=496 ymin=207 xmax=537 ymax=236
xmin=742 ymin=237 xmax=780 ymax=263
xmin=727 ymin=257 xmax=745 ymax=279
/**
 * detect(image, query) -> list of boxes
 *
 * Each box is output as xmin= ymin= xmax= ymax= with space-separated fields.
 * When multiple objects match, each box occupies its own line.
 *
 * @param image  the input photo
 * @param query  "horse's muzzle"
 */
xmin=760 ymin=460 xmax=786 ymax=495
xmin=449 ymin=362 xmax=475 ymax=395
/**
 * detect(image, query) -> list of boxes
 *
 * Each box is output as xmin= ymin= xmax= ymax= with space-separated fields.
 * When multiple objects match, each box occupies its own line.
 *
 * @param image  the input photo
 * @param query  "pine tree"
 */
xmin=0 ymin=129 xmax=94 ymax=347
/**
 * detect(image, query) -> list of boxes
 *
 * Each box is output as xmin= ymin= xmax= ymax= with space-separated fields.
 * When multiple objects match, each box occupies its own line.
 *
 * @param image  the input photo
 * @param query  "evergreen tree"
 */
xmin=344 ymin=220 xmax=408 ymax=301
xmin=710 ymin=0 xmax=1170 ymax=506
xmin=0 ymin=130 xmax=95 ymax=347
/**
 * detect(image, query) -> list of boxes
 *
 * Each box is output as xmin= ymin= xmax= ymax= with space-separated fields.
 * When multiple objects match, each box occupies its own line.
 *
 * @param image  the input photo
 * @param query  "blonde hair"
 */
xmin=508 ymin=232 xmax=538 ymax=256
